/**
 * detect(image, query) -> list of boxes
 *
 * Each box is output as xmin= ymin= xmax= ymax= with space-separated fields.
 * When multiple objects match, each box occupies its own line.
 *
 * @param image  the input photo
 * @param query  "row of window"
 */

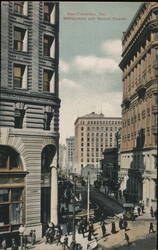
xmin=81 ymin=134 xmax=114 ymax=140
xmin=82 ymin=130 xmax=119 ymax=136
xmin=80 ymin=145 xmax=113 ymax=152
xmin=80 ymin=120 xmax=121 ymax=126
xmin=81 ymin=126 xmax=121 ymax=131
xmin=13 ymin=64 xmax=54 ymax=92
xmin=14 ymin=2 xmax=55 ymax=24
xmin=122 ymin=108 xmax=150 ymax=128
xmin=9 ymin=108 xmax=53 ymax=130
xmin=81 ymin=152 xmax=103 ymax=157
xmin=122 ymin=127 xmax=151 ymax=142
xmin=81 ymin=158 xmax=101 ymax=163
xmin=14 ymin=26 xmax=54 ymax=57
xmin=81 ymin=134 xmax=114 ymax=141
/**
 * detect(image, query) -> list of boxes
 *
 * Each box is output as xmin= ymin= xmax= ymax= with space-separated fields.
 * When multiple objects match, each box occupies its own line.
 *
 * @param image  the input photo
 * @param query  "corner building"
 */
xmin=75 ymin=112 xmax=122 ymax=175
xmin=0 ymin=1 xmax=60 ymax=240
xmin=119 ymin=2 xmax=158 ymax=209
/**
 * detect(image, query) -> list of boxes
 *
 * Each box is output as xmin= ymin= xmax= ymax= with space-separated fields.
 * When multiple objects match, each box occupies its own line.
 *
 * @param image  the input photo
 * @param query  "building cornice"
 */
xmin=74 ymin=116 xmax=122 ymax=125
xmin=0 ymin=87 xmax=61 ymax=107
xmin=121 ymin=79 xmax=157 ymax=110
xmin=120 ymin=147 xmax=157 ymax=154
xmin=122 ymin=3 xmax=158 ymax=56
xmin=120 ymin=22 xmax=158 ymax=71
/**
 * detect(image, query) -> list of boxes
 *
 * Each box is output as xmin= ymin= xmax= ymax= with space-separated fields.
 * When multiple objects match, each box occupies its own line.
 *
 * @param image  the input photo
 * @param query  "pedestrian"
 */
xmin=63 ymin=234 xmax=69 ymax=250
xmin=81 ymin=222 xmax=85 ymax=238
xmin=119 ymin=218 xmax=123 ymax=230
xmin=111 ymin=221 xmax=116 ymax=234
xmin=100 ymin=220 xmax=106 ymax=238
xmin=89 ymin=222 xmax=94 ymax=236
xmin=49 ymin=227 xmax=55 ymax=243
xmin=30 ymin=230 xmax=36 ymax=245
xmin=137 ymin=206 xmax=141 ymax=216
xmin=88 ymin=230 xmax=92 ymax=241
xmin=45 ymin=227 xmax=50 ymax=244
xmin=141 ymin=201 xmax=145 ymax=213
xmin=123 ymin=220 xmax=128 ymax=231
xmin=23 ymin=235 xmax=27 ymax=249
xmin=150 ymin=206 xmax=154 ymax=217
xmin=11 ymin=239 xmax=18 ymax=250
xmin=56 ymin=228 xmax=62 ymax=246
xmin=67 ymin=219 xmax=72 ymax=235
xmin=124 ymin=232 xmax=130 ymax=246
xmin=149 ymin=222 xmax=154 ymax=233
xmin=1 ymin=239 xmax=7 ymax=250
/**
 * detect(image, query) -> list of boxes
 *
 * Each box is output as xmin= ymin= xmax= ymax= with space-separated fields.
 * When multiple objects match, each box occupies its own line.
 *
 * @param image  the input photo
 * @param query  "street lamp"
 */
xmin=19 ymin=225 xmax=25 ymax=250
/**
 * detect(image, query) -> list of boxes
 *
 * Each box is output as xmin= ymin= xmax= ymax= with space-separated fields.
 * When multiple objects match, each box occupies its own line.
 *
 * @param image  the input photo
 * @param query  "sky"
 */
xmin=59 ymin=2 xmax=142 ymax=144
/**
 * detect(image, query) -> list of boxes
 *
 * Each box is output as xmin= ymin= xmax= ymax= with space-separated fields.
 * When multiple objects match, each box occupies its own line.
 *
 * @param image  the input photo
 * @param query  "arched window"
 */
xmin=0 ymin=146 xmax=25 ymax=233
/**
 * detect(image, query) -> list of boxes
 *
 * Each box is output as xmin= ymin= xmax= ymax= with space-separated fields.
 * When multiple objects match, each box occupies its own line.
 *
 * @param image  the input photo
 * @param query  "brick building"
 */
xmin=119 ymin=2 xmax=158 ymax=209
xmin=0 ymin=1 xmax=60 ymax=241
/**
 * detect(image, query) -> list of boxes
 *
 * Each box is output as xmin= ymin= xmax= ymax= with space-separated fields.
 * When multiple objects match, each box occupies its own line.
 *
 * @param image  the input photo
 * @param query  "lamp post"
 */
xmin=19 ymin=225 xmax=25 ymax=250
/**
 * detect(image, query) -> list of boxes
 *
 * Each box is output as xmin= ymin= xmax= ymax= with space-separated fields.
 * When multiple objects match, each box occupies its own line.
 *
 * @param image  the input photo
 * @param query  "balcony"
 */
xmin=122 ymin=98 xmax=130 ymax=109
xmin=136 ymin=84 xmax=146 ymax=99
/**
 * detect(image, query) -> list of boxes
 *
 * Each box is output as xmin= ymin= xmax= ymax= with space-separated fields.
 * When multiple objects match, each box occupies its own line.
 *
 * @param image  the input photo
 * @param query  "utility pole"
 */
xmin=72 ymin=177 xmax=76 ymax=244
xmin=87 ymin=171 xmax=90 ymax=223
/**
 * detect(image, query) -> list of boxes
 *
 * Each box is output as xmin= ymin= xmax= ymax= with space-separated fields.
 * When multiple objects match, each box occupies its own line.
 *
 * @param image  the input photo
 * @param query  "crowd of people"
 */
xmin=0 ymin=229 xmax=36 ymax=250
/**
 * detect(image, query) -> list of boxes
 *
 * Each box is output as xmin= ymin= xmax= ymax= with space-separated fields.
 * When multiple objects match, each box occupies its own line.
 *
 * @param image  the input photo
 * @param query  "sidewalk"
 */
xmin=94 ymin=212 xmax=157 ymax=249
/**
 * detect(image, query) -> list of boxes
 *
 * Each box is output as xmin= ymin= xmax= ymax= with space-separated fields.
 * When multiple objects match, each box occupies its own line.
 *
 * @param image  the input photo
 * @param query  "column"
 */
xmin=50 ymin=164 xmax=58 ymax=225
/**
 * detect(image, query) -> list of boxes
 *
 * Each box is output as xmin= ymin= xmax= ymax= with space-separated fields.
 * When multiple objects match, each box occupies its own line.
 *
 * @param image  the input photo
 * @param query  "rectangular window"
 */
xmin=13 ymin=64 xmax=26 ymax=88
xmin=43 ymin=35 xmax=54 ymax=57
xmin=14 ymin=27 xmax=26 ymax=51
xmin=44 ymin=112 xmax=53 ymax=130
xmin=43 ymin=70 xmax=53 ymax=92
xmin=15 ymin=109 xmax=25 ymax=129
xmin=14 ymin=1 xmax=24 ymax=14
xmin=44 ymin=3 xmax=54 ymax=23
xmin=0 ymin=189 xmax=9 ymax=203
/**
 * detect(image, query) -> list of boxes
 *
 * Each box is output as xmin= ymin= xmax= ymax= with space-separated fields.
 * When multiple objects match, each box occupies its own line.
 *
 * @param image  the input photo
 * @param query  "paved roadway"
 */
xmin=90 ymin=186 xmax=123 ymax=217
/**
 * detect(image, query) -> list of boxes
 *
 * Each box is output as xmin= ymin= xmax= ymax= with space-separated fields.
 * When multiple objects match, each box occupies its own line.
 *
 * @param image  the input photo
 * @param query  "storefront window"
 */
xmin=0 ymin=146 xmax=25 ymax=233
xmin=10 ymin=203 xmax=22 ymax=225
xmin=11 ymin=188 xmax=23 ymax=202
xmin=0 ymin=205 xmax=9 ymax=225
xmin=0 ymin=189 xmax=9 ymax=202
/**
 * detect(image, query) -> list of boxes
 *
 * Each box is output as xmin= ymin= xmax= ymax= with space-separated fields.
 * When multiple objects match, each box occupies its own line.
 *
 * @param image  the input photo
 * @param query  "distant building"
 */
xmin=74 ymin=112 xmax=122 ymax=175
xmin=102 ymin=128 xmax=121 ymax=195
xmin=0 ymin=1 xmax=60 ymax=240
xmin=81 ymin=165 xmax=99 ymax=185
xmin=66 ymin=136 xmax=75 ymax=175
xmin=59 ymin=144 xmax=67 ymax=172
xmin=119 ymin=2 xmax=158 ymax=209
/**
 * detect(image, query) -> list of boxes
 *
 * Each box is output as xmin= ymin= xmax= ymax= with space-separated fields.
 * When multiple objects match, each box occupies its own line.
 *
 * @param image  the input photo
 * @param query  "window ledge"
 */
xmin=13 ymin=12 xmax=29 ymax=19
xmin=0 ymin=170 xmax=29 ymax=175
xmin=13 ymin=50 xmax=29 ymax=55
xmin=43 ymin=20 xmax=56 ymax=26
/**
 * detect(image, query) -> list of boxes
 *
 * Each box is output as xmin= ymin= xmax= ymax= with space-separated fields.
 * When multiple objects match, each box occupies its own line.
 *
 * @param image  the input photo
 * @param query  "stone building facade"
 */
xmin=119 ymin=2 xmax=158 ymax=209
xmin=74 ymin=112 xmax=122 ymax=175
xmin=0 ymin=1 xmax=60 ymax=240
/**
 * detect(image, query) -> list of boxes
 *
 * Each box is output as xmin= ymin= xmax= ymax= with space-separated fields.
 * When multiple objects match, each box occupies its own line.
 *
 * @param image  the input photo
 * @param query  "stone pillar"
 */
xmin=50 ymin=161 xmax=58 ymax=226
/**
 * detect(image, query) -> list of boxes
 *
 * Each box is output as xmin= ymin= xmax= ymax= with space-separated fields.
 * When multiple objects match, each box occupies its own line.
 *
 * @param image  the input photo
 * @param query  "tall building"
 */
xmin=74 ymin=112 xmax=122 ymax=175
xmin=59 ymin=144 xmax=67 ymax=172
xmin=119 ymin=2 xmax=158 ymax=209
xmin=66 ymin=136 xmax=75 ymax=175
xmin=0 ymin=1 xmax=60 ymax=240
